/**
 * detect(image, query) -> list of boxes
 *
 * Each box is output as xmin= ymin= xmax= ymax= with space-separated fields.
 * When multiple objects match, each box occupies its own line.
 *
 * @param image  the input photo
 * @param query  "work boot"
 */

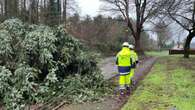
xmin=119 ymin=89 xmax=125 ymax=100
xmin=126 ymin=87 xmax=131 ymax=96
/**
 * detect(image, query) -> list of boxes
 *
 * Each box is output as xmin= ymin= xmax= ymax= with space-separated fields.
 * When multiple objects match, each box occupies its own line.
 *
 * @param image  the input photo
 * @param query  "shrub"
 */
xmin=0 ymin=19 xmax=111 ymax=110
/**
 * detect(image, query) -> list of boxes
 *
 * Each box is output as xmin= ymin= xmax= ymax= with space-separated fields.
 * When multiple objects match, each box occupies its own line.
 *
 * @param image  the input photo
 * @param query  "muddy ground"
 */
xmin=0 ymin=57 xmax=156 ymax=110
xmin=56 ymin=56 xmax=157 ymax=110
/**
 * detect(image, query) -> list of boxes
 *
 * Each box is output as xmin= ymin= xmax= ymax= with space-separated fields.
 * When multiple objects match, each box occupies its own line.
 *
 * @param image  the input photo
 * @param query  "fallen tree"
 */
xmin=169 ymin=49 xmax=195 ymax=55
xmin=0 ymin=19 xmax=111 ymax=110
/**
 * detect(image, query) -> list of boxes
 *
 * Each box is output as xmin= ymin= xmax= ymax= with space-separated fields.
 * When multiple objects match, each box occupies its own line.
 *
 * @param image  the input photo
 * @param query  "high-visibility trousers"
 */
xmin=119 ymin=73 xmax=131 ymax=90
xmin=118 ymin=66 xmax=131 ymax=90
xmin=129 ymin=69 xmax=135 ymax=80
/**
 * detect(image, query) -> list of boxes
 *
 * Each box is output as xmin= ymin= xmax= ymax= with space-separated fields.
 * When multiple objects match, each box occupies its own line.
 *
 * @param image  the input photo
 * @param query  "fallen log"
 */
xmin=169 ymin=49 xmax=195 ymax=55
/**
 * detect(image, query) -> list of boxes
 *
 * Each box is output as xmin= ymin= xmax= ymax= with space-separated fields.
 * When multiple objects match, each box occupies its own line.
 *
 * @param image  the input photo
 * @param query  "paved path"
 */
xmin=99 ymin=57 xmax=117 ymax=80
xmin=56 ymin=57 xmax=157 ymax=110
xmin=99 ymin=57 xmax=157 ymax=81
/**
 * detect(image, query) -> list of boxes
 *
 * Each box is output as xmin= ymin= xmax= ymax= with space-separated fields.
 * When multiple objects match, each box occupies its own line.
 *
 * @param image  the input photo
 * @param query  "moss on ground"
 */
xmin=122 ymin=56 xmax=195 ymax=110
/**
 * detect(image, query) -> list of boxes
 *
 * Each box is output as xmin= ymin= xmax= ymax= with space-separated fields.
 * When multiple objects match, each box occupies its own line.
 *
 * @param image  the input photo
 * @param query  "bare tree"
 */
xmin=101 ymin=0 xmax=165 ymax=54
xmin=165 ymin=0 xmax=195 ymax=58
xmin=154 ymin=21 xmax=171 ymax=50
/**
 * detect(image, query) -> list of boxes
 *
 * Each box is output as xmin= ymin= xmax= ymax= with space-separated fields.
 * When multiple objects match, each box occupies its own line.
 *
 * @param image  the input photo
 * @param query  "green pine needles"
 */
xmin=0 ymin=19 xmax=111 ymax=110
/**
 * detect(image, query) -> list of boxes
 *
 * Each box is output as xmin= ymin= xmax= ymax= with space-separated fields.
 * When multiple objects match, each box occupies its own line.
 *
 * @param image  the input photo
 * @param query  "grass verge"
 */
xmin=122 ymin=56 xmax=195 ymax=110
xmin=145 ymin=51 xmax=169 ymax=57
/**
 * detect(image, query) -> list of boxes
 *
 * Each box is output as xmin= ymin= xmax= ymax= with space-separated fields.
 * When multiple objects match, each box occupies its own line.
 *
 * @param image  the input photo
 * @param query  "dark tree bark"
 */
xmin=0 ymin=1 xmax=3 ymax=14
xmin=57 ymin=0 xmax=61 ymax=24
xmin=36 ymin=0 xmax=40 ymax=23
xmin=63 ymin=0 xmax=67 ymax=27
xmin=135 ymin=35 xmax=142 ymax=53
xmin=12 ymin=0 xmax=18 ymax=17
xmin=4 ymin=0 xmax=8 ymax=17
xmin=29 ymin=0 xmax=38 ymax=24
xmin=22 ymin=0 xmax=27 ymax=21
xmin=4 ymin=0 xmax=18 ymax=18
xmin=184 ymin=32 xmax=195 ymax=58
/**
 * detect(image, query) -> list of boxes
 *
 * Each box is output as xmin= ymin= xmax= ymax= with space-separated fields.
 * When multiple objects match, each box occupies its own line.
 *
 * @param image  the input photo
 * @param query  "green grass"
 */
xmin=145 ymin=50 xmax=195 ymax=58
xmin=145 ymin=51 xmax=169 ymax=57
xmin=122 ymin=56 xmax=195 ymax=110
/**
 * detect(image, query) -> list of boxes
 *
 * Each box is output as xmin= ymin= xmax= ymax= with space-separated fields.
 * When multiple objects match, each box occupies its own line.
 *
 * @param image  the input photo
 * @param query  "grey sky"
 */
xmin=78 ymin=0 xmax=101 ymax=17
xmin=77 ymin=0 xmax=195 ymax=43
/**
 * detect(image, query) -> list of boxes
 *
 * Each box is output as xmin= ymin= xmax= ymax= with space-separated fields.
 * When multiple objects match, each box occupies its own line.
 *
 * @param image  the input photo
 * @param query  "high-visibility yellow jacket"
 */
xmin=116 ymin=47 xmax=132 ymax=67
xmin=116 ymin=47 xmax=132 ymax=74
xmin=130 ymin=50 xmax=138 ymax=68
xmin=131 ymin=50 xmax=138 ymax=63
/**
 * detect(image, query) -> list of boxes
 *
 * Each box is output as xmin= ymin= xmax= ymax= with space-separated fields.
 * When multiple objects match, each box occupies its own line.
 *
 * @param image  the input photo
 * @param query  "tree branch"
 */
xmin=168 ymin=11 xmax=190 ymax=31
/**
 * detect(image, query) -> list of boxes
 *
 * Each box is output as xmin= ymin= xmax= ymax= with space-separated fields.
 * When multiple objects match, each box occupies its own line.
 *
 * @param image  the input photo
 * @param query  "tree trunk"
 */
xmin=133 ymin=25 xmax=144 ymax=55
xmin=134 ymin=33 xmax=144 ymax=55
xmin=127 ymin=21 xmax=144 ymax=55
xmin=57 ymin=0 xmax=61 ymax=24
xmin=63 ymin=0 xmax=67 ymax=28
xmin=23 ymin=0 xmax=27 ymax=21
xmin=36 ymin=0 xmax=40 ymax=23
xmin=4 ymin=0 xmax=8 ymax=16
xmin=24 ymin=0 xmax=26 ymax=10
xmin=29 ymin=0 xmax=38 ymax=24
xmin=5 ymin=0 xmax=18 ymax=18
xmin=12 ymin=0 xmax=18 ymax=17
xmin=0 ymin=1 xmax=3 ymax=15
xmin=184 ymin=32 xmax=194 ymax=58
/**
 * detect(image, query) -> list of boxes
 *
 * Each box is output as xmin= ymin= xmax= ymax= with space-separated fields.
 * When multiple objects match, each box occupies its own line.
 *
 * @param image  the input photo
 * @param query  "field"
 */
xmin=122 ymin=54 xmax=195 ymax=110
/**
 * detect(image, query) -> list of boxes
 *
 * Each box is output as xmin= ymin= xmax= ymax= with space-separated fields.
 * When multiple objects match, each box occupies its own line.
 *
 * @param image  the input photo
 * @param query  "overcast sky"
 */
xmin=78 ymin=0 xmax=101 ymax=17
xmin=77 ymin=0 xmax=195 ymax=43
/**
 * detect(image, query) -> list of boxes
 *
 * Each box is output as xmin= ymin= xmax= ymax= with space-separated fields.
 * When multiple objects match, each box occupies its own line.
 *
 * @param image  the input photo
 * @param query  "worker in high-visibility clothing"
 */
xmin=116 ymin=42 xmax=132 ymax=97
xmin=129 ymin=44 xmax=138 ymax=86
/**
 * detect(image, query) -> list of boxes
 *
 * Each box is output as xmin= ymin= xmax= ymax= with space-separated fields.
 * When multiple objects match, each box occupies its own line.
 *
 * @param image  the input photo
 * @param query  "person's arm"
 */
xmin=116 ymin=57 xmax=118 ymax=65
xmin=115 ymin=55 xmax=120 ymax=77
xmin=135 ymin=52 xmax=139 ymax=64
xmin=130 ymin=57 xmax=135 ymax=68
xmin=116 ymin=53 xmax=119 ymax=65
